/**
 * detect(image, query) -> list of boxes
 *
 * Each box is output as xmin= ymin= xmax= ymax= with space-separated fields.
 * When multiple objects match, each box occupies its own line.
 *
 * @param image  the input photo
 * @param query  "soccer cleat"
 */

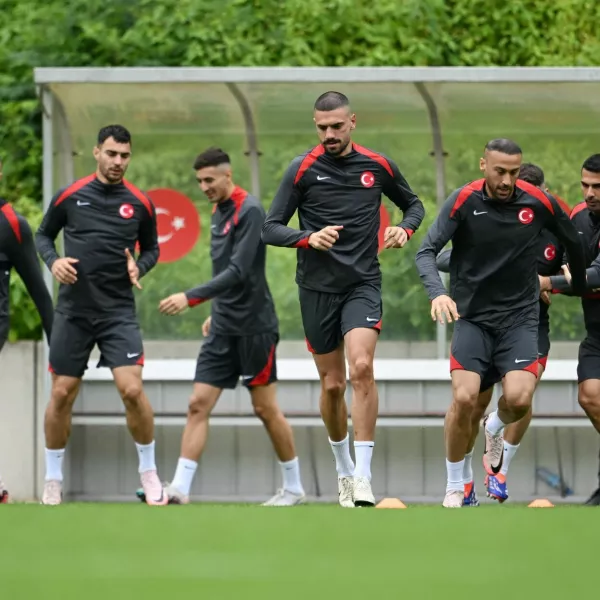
xmin=136 ymin=482 xmax=189 ymax=505
xmin=0 ymin=479 xmax=8 ymax=504
xmin=483 ymin=416 xmax=504 ymax=475
xmin=584 ymin=487 xmax=600 ymax=506
xmin=262 ymin=489 xmax=306 ymax=506
xmin=338 ymin=476 xmax=355 ymax=508
xmin=443 ymin=489 xmax=464 ymax=508
xmin=140 ymin=470 xmax=169 ymax=506
xmin=463 ymin=481 xmax=480 ymax=507
xmin=353 ymin=476 xmax=376 ymax=507
xmin=485 ymin=473 xmax=509 ymax=503
xmin=41 ymin=480 xmax=62 ymax=505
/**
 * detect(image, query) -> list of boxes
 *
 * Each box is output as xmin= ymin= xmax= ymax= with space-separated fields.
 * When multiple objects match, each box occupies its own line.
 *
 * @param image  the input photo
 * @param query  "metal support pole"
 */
xmin=414 ymin=82 xmax=449 ymax=359
xmin=37 ymin=86 xmax=54 ymax=498
xmin=54 ymin=97 xmax=75 ymax=186
xmin=225 ymin=83 xmax=261 ymax=199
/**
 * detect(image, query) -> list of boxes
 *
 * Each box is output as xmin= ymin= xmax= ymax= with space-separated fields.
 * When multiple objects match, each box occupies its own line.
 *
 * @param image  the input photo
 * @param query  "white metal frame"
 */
xmin=34 ymin=67 xmax=597 ymax=428
xmin=69 ymin=357 xmax=588 ymax=428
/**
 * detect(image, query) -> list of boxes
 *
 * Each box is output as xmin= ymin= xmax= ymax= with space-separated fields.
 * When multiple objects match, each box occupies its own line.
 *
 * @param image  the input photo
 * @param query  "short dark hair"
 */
xmin=519 ymin=163 xmax=545 ymax=187
xmin=193 ymin=147 xmax=231 ymax=170
xmin=485 ymin=138 xmax=522 ymax=155
xmin=97 ymin=125 xmax=131 ymax=146
xmin=582 ymin=154 xmax=600 ymax=174
xmin=314 ymin=91 xmax=350 ymax=112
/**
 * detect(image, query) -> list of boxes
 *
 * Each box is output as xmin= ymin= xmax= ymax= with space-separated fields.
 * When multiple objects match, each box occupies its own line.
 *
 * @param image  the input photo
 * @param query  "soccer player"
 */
xmin=540 ymin=153 xmax=600 ymax=506
xmin=435 ymin=163 xmax=571 ymax=504
xmin=415 ymin=139 xmax=586 ymax=508
xmin=141 ymin=147 xmax=305 ymax=506
xmin=0 ymin=157 xmax=54 ymax=503
xmin=35 ymin=125 xmax=166 ymax=506
xmin=261 ymin=91 xmax=425 ymax=507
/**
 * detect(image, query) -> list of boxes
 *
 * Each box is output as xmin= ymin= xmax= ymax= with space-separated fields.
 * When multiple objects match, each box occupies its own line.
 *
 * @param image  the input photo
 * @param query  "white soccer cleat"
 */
xmin=262 ymin=489 xmax=306 ymax=506
xmin=140 ymin=470 xmax=169 ymax=506
xmin=41 ymin=480 xmax=62 ymax=505
xmin=483 ymin=417 xmax=505 ymax=475
xmin=353 ymin=476 xmax=376 ymax=507
xmin=163 ymin=483 xmax=190 ymax=505
xmin=338 ymin=476 xmax=355 ymax=507
xmin=443 ymin=489 xmax=464 ymax=508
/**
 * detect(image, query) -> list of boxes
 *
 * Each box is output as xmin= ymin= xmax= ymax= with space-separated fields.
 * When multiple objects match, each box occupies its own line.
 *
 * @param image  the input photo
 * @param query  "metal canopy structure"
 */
xmin=33 ymin=66 xmax=600 ymax=362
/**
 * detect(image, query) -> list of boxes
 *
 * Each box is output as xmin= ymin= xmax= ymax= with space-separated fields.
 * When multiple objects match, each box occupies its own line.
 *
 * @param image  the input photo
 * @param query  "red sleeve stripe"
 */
xmin=450 ymin=179 xmax=484 ymax=218
xmin=570 ymin=202 xmax=587 ymax=220
xmin=55 ymin=174 xmax=96 ymax=207
xmin=231 ymin=186 xmax=249 ymax=226
xmin=403 ymin=228 xmax=414 ymax=239
xmin=124 ymin=180 xmax=153 ymax=216
xmin=188 ymin=297 xmax=206 ymax=307
xmin=0 ymin=204 xmax=21 ymax=243
xmin=517 ymin=180 xmax=554 ymax=214
xmin=352 ymin=143 xmax=393 ymax=177
xmin=294 ymin=237 xmax=310 ymax=248
xmin=293 ymin=145 xmax=325 ymax=185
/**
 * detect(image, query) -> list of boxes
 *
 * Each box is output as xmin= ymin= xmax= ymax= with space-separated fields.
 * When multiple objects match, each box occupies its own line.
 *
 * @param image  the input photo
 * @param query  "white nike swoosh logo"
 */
xmin=316 ymin=176 xmax=330 ymax=181
xmin=77 ymin=201 xmax=90 ymax=206
xmin=127 ymin=352 xmax=140 ymax=358
xmin=473 ymin=210 xmax=487 ymax=216
xmin=366 ymin=317 xmax=379 ymax=322
xmin=514 ymin=359 xmax=530 ymax=363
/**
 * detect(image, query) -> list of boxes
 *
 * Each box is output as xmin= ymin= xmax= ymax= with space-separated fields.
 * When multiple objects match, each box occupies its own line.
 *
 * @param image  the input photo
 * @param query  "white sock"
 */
xmin=45 ymin=448 xmax=65 ymax=482
xmin=354 ymin=441 xmax=375 ymax=481
xmin=463 ymin=450 xmax=474 ymax=483
xmin=329 ymin=434 xmax=355 ymax=477
xmin=280 ymin=457 xmax=304 ymax=495
xmin=171 ymin=457 xmax=198 ymax=496
xmin=485 ymin=411 xmax=506 ymax=436
xmin=500 ymin=442 xmax=520 ymax=476
xmin=135 ymin=440 xmax=157 ymax=473
xmin=446 ymin=458 xmax=464 ymax=492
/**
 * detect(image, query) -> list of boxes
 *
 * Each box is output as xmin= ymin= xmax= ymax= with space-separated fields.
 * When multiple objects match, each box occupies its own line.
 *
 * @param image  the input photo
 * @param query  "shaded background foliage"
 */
xmin=1 ymin=0 xmax=599 ymax=342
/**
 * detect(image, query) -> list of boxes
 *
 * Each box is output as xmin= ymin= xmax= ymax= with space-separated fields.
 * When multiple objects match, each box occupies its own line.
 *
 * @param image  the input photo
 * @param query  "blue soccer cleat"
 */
xmin=485 ymin=473 xmax=509 ymax=503
xmin=463 ymin=481 xmax=480 ymax=506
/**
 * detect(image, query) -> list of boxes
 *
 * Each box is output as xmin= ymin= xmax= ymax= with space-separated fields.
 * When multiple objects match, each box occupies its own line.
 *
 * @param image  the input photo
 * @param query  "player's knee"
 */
xmin=188 ymin=393 xmax=212 ymax=420
xmin=119 ymin=381 xmax=143 ymax=405
xmin=503 ymin=389 xmax=532 ymax=416
xmin=452 ymin=386 xmax=479 ymax=412
xmin=252 ymin=398 xmax=280 ymax=423
xmin=50 ymin=379 xmax=78 ymax=411
xmin=579 ymin=381 xmax=600 ymax=413
xmin=348 ymin=358 xmax=374 ymax=387
xmin=321 ymin=375 xmax=346 ymax=401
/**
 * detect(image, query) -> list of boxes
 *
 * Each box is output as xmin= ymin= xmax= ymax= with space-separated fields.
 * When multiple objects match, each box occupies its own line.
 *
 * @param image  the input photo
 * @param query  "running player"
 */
xmin=137 ymin=147 xmax=305 ymax=506
xmin=35 ymin=125 xmax=167 ymax=506
xmin=0 ymin=157 xmax=54 ymax=503
xmin=262 ymin=91 xmax=425 ymax=507
xmin=416 ymin=139 xmax=586 ymax=507
xmin=435 ymin=163 xmax=571 ymax=504
xmin=541 ymin=153 xmax=600 ymax=505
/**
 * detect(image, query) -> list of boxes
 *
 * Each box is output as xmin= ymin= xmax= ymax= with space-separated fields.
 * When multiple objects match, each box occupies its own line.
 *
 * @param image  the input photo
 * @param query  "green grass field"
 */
xmin=0 ymin=503 xmax=595 ymax=599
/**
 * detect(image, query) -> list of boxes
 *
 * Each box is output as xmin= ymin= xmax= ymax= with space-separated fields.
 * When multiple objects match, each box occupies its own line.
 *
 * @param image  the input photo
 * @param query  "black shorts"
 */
xmin=48 ymin=311 xmax=144 ymax=378
xmin=479 ymin=317 xmax=549 ymax=392
xmin=451 ymin=317 xmax=538 ymax=389
xmin=299 ymin=283 xmax=382 ymax=355
xmin=194 ymin=332 xmax=278 ymax=389
xmin=577 ymin=335 xmax=600 ymax=383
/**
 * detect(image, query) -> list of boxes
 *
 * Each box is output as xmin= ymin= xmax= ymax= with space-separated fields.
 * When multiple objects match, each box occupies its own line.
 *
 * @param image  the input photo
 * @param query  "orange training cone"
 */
xmin=376 ymin=498 xmax=407 ymax=509
xmin=528 ymin=498 xmax=554 ymax=508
